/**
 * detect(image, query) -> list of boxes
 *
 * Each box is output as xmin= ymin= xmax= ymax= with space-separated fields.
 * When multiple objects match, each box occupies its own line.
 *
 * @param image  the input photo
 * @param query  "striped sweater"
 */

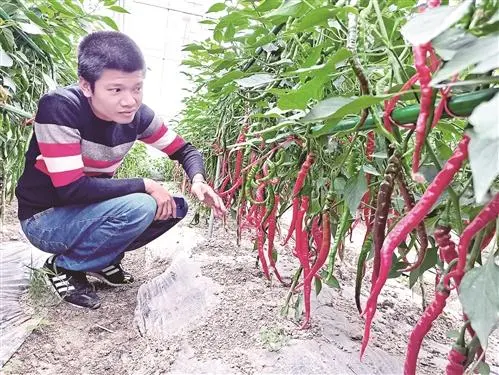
xmin=15 ymin=86 xmax=205 ymax=220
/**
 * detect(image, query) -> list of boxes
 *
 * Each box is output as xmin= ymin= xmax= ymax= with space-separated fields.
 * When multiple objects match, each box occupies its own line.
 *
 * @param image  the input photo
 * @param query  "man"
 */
xmin=15 ymin=31 xmax=226 ymax=309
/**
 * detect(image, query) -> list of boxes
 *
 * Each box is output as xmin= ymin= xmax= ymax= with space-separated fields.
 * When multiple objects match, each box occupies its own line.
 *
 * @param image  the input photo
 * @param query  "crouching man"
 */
xmin=15 ymin=31 xmax=226 ymax=309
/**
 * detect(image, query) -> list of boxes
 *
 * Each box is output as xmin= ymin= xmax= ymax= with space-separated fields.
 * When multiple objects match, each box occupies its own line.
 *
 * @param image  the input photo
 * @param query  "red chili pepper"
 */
xmin=282 ymin=153 xmax=315 ymax=245
xmin=361 ymin=136 xmax=469 ymax=358
xmin=445 ymin=346 xmax=467 ymax=375
xmin=266 ymin=196 xmax=286 ymax=285
xmin=383 ymin=74 xmax=419 ymax=132
xmin=293 ymin=153 xmax=315 ymax=196
xmin=300 ymin=212 xmax=331 ymax=288
xmin=367 ymin=131 xmax=375 ymax=160
xmin=431 ymin=88 xmax=450 ymax=129
xmin=219 ymin=177 xmax=242 ymax=197
xmin=372 ymin=151 xmax=401 ymax=285
xmin=404 ymin=288 xmax=450 ymax=375
xmin=412 ymin=44 xmax=433 ymax=182
xmin=434 ymin=226 xmax=458 ymax=265
xmin=282 ymin=197 xmax=300 ymax=246
xmin=218 ymin=175 xmax=231 ymax=194
xmin=311 ymin=216 xmax=323 ymax=250
xmin=397 ymin=176 xmax=429 ymax=273
xmin=448 ymin=193 xmax=499 ymax=287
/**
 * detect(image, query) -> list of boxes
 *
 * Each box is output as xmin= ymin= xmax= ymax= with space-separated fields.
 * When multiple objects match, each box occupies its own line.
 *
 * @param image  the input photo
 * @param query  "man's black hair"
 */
xmin=78 ymin=31 xmax=145 ymax=90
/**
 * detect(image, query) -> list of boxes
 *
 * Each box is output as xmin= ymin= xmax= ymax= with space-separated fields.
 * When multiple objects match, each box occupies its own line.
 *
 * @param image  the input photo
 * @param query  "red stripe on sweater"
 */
xmin=162 ymin=136 xmax=185 ymax=155
xmin=38 ymin=142 xmax=81 ymax=157
xmin=141 ymin=124 xmax=167 ymax=144
xmin=82 ymin=156 xmax=121 ymax=168
xmin=35 ymin=160 xmax=84 ymax=187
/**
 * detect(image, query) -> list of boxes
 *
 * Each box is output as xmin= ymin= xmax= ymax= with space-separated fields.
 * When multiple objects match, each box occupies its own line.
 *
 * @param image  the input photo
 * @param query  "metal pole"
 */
xmin=323 ymin=88 xmax=498 ymax=135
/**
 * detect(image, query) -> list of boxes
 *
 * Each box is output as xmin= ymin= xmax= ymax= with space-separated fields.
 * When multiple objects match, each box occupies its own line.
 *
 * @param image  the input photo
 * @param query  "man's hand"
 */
xmin=191 ymin=181 xmax=227 ymax=218
xmin=144 ymin=178 xmax=177 ymax=220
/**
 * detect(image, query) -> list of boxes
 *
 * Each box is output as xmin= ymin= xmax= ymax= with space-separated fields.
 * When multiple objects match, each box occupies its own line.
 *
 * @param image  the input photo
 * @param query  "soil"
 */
xmin=1 ymin=189 xmax=498 ymax=375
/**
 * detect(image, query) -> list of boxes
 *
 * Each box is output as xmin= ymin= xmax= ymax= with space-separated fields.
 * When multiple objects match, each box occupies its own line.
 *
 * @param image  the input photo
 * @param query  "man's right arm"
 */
xmin=35 ymin=94 xmax=146 ymax=205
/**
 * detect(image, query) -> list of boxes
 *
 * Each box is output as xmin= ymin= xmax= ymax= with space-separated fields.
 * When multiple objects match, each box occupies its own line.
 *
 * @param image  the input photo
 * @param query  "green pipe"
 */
xmin=325 ymin=88 xmax=498 ymax=135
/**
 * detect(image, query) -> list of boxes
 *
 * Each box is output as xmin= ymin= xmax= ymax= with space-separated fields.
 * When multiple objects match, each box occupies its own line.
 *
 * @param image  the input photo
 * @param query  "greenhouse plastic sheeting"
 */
xmin=0 ymin=241 xmax=47 ymax=368
xmin=134 ymin=250 xmax=222 ymax=339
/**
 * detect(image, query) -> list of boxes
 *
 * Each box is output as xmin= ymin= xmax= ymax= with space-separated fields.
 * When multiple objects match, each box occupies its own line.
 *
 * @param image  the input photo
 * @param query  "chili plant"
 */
xmin=178 ymin=0 xmax=499 ymax=373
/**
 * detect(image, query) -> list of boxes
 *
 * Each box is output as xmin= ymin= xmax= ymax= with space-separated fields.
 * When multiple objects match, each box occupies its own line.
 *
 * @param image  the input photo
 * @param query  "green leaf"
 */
xmin=344 ymin=172 xmax=367 ymax=217
xmin=302 ymin=97 xmax=354 ymax=123
xmin=18 ymin=22 xmax=44 ymax=35
xmin=469 ymin=93 xmax=499 ymax=140
xmin=477 ymin=361 xmax=490 ymax=375
xmin=432 ymin=28 xmax=477 ymax=61
xmin=207 ymin=3 xmax=226 ymax=13
xmin=362 ymin=164 xmax=380 ymax=176
xmin=472 ymin=58 xmax=499 ymax=74
xmin=291 ymin=6 xmax=358 ymax=32
xmin=109 ymin=5 xmax=129 ymax=13
xmin=431 ymin=35 xmax=499 ymax=85
xmin=208 ymin=70 xmax=246 ymax=90
xmin=264 ymin=0 xmax=306 ymax=18
xmin=468 ymin=93 xmax=499 ymax=203
xmin=0 ymin=48 xmax=13 ymax=67
xmin=314 ymin=277 xmax=322 ymax=296
xmin=292 ymin=7 xmax=333 ymax=31
xmin=0 ymin=103 xmax=32 ymax=118
xmin=257 ymin=0 xmax=282 ymax=12
xmin=235 ymin=73 xmax=275 ymax=88
xmin=2 ymin=75 xmax=16 ymax=93
xmin=408 ymin=247 xmax=438 ymax=289
xmin=306 ymin=95 xmax=389 ymax=135
xmin=468 ymin=135 xmax=499 ymax=204
xmin=277 ymin=73 xmax=329 ymax=110
xmin=294 ymin=293 xmax=304 ymax=321
xmin=400 ymin=0 xmax=473 ymax=46
xmin=459 ymin=256 xmax=499 ymax=350
xmin=101 ymin=16 xmax=119 ymax=30
xmin=320 ymin=269 xmax=340 ymax=288
xmin=302 ymin=44 xmax=323 ymax=68
xmin=284 ymin=48 xmax=350 ymax=77
xmin=182 ymin=44 xmax=205 ymax=52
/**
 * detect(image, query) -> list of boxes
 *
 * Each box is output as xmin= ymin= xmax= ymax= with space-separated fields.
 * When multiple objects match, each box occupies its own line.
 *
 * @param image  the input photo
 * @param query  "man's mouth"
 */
xmin=120 ymin=110 xmax=135 ymax=116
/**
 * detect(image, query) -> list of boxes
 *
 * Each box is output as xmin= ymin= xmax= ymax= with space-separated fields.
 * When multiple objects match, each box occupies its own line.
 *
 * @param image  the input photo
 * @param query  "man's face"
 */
xmin=80 ymin=69 xmax=144 ymax=124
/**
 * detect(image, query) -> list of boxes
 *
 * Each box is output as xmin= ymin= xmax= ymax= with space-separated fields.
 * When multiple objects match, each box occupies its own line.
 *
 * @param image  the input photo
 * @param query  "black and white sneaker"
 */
xmin=42 ymin=255 xmax=101 ymax=309
xmin=87 ymin=263 xmax=134 ymax=287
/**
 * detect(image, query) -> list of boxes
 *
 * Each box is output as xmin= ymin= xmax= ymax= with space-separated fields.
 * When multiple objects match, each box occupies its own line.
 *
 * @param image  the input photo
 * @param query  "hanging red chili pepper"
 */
xmin=446 ymin=193 xmax=499 ymax=287
xmin=372 ymin=150 xmax=402 ymax=285
xmin=361 ymin=136 xmax=469 ymax=358
xmin=282 ymin=153 xmax=315 ymax=246
xmin=404 ymin=288 xmax=450 ymax=375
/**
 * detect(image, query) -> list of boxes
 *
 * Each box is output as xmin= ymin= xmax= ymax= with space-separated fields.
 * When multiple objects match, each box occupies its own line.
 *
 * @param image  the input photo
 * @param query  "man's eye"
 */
xmin=109 ymin=88 xmax=121 ymax=93
xmin=135 ymin=86 xmax=142 ymax=92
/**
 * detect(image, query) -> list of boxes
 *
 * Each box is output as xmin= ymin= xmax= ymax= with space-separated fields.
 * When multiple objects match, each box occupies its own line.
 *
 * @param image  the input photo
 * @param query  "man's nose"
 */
xmin=120 ymin=92 xmax=136 ymax=107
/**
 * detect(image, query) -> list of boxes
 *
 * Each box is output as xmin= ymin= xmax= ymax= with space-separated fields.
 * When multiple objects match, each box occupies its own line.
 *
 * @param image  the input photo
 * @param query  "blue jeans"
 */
xmin=20 ymin=193 xmax=188 ymax=272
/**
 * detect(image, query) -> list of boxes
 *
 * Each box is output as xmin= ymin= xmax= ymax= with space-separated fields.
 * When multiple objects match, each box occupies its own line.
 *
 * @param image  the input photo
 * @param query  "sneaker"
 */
xmin=87 ymin=263 xmax=134 ymax=287
xmin=42 ymin=255 xmax=101 ymax=309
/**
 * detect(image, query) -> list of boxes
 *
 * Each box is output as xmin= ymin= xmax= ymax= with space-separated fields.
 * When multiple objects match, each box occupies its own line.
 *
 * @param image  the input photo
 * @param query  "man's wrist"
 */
xmin=191 ymin=174 xmax=207 ymax=184
xmin=143 ymin=178 xmax=154 ymax=193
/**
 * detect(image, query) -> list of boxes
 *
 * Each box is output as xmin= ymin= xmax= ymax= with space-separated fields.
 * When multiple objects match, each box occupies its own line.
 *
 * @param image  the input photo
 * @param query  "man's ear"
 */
xmin=79 ymin=77 xmax=92 ymax=98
